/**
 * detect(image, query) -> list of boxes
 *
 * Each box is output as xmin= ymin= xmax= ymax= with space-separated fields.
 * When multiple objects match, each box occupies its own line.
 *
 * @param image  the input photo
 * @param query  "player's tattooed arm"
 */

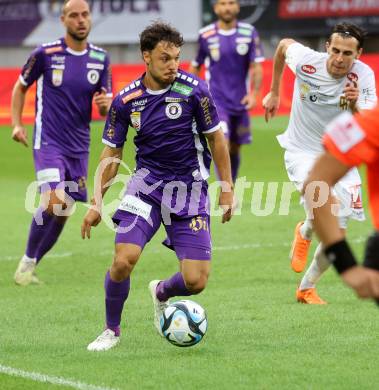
xmin=206 ymin=129 xmax=234 ymax=223
xmin=81 ymin=145 xmax=123 ymax=239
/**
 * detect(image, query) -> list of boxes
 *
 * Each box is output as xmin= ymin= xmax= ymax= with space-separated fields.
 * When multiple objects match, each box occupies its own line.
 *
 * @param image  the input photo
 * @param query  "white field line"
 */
xmin=0 ymin=364 xmax=119 ymax=390
xmin=0 ymin=237 xmax=366 ymax=262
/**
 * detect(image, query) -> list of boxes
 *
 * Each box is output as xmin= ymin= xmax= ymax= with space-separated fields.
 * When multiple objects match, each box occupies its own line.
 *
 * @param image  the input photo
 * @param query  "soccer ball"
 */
xmin=160 ymin=300 xmax=207 ymax=347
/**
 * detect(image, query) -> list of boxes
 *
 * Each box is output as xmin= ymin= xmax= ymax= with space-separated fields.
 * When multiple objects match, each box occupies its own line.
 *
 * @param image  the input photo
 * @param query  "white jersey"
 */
xmin=277 ymin=42 xmax=377 ymax=153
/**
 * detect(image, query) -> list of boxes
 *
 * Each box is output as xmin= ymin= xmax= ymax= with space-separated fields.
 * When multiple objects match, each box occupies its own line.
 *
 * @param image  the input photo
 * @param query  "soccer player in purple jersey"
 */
xmin=189 ymin=0 xmax=264 ymax=183
xmin=81 ymin=22 xmax=234 ymax=351
xmin=11 ymin=0 xmax=112 ymax=286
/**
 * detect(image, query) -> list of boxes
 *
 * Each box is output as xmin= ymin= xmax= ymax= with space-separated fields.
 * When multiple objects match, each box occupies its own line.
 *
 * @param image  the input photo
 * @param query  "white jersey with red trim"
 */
xmin=277 ymin=42 xmax=377 ymax=154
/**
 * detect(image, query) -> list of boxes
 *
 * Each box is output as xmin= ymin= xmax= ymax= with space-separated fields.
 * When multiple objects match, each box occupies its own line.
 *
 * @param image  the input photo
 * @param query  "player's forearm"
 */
xmin=270 ymin=40 xmax=288 ymax=95
xmin=250 ymin=63 xmax=263 ymax=97
xmin=208 ymin=130 xmax=233 ymax=187
xmin=93 ymin=146 xmax=123 ymax=203
xmin=11 ymin=81 xmax=27 ymax=127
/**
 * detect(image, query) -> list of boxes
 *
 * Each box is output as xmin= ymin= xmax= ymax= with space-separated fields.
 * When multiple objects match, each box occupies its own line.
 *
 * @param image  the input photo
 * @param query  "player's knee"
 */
xmin=183 ymin=272 xmax=209 ymax=294
xmin=112 ymin=246 xmax=140 ymax=279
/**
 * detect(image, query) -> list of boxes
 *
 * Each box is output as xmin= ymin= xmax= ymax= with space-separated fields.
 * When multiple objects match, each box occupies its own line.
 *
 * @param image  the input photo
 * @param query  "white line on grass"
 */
xmin=0 ymin=237 xmax=366 ymax=262
xmin=0 ymin=364 xmax=119 ymax=390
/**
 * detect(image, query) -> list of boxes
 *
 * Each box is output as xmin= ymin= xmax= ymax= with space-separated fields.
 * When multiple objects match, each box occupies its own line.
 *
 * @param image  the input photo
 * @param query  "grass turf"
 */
xmin=0 ymin=117 xmax=378 ymax=390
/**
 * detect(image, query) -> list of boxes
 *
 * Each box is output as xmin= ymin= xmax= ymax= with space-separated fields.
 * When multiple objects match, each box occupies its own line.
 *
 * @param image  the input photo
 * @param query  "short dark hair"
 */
xmin=140 ymin=21 xmax=184 ymax=52
xmin=328 ymin=23 xmax=367 ymax=50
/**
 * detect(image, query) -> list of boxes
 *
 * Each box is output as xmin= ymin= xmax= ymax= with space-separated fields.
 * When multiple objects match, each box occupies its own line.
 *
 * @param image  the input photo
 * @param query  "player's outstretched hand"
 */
xmin=12 ymin=125 xmax=28 ymax=147
xmin=341 ymin=266 xmax=379 ymax=299
xmin=262 ymin=92 xmax=280 ymax=123
xmin=219 ymin=187 xmax=234 ymax=223
xmin=81 ymin=207 xmax=102 ymax=239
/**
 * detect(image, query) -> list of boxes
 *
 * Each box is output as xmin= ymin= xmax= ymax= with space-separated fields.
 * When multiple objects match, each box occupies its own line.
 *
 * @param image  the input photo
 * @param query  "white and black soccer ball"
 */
xmin=160 ymin=300 xmax=207 ymax=347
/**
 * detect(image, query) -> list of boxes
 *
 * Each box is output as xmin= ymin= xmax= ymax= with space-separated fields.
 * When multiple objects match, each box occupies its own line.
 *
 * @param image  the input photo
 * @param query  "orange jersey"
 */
xmin=323 ymin=107 xmax=379 ymax=229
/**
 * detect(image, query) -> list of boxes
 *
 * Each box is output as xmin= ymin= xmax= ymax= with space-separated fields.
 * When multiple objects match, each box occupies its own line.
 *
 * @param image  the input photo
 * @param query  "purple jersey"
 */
xmin=192 ymin=21 xmax=264 ymax=115
xmin=20 ymin=38 xmax=112 ymax=158
xmin=102 ymin=70 xmax=220 ymax=183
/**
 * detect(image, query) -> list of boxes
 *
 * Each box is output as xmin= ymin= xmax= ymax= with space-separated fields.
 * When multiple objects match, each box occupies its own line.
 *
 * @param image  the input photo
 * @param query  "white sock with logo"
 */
xmin=299 ymin=243 xmax=330 ymax=290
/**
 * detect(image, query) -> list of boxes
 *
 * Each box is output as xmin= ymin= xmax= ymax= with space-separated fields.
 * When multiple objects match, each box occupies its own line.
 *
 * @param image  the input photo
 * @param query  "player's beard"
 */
xmin=219 ymin=12 xmax=237 ymax=24
xmin=67 ymin=27 xmax=90 ymax=42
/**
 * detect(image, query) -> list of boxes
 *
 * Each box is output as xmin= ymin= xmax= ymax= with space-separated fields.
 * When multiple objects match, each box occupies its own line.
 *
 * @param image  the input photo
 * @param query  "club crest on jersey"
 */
xmin=165 ymin=103 xmax=182 ymax=119
xmin=210 ymin=47 xmax=220 ymax=61
xmin=236 ymin=43 xmax=249 ymax=55
xmin=347 ymin=72 xmax=358 ymax=83
xmin=52 ymin=69 xmax=63 ymax=86
xmin=87 ymin=69 xmax=100 ymax=85
xmin=301 ymin=65 xmax=316 ymax=74
xmin=130 ymin=111 xmax=141 ymax=131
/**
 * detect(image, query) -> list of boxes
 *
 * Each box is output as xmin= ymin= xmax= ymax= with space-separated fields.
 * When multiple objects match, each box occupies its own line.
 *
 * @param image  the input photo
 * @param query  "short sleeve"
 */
xmin=98 ymin=53 xmax=113 ymax=97
xmin=192 ymin=35 xmax=208 ymax=68
xmin=193 ymin=80 xmax=220 ymax=134
xmin=19 ymin=46 xmax=45 ymax=87
xmin=250 ymin=27 xmax=265 ymax=63
xmin=102 ymin=95 xmax=129 ymax=148
xmin=285 ymin=42 xmax=314 ymax=74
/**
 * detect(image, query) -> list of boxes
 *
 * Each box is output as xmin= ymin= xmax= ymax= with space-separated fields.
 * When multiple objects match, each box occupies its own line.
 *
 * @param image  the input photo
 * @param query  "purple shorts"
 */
xmin=113 ymin=174 xmax=212 ymax=260
xmin=33 ymin=148 xmax=88 ymax=202
xmin=218 ymin=109 xmax=251 ymax=145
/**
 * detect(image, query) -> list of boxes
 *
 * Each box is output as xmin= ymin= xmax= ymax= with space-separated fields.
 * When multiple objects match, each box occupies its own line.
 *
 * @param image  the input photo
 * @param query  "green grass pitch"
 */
xmin=0 ymin=117 xmax=378 ymax=390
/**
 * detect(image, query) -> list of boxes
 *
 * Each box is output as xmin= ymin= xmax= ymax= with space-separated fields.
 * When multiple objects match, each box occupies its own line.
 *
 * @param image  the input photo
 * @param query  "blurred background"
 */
xmin=1 ymin=0 xmax=379 ymax=124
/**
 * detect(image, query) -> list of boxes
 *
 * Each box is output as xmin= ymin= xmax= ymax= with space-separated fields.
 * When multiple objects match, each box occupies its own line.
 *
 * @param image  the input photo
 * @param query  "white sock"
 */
xmin=299 ymin=243 xmax=330 ymax=290
xmin=299 ymin=219 xmax=313 ymax=240
xmin=22 ymin=254 xmax=37 ymax=264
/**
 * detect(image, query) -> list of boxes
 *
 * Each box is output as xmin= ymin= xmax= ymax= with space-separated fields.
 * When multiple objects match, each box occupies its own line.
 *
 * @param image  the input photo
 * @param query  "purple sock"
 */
xmin=25 ymin=209 xmax=54 ymax=259
xmin=36 ymin=217 xmax=65 ymax=263
xmin=156 ymin=272 xmax=191 ymax=302
xmin=230 ymin=153 xmax=241 ymax=183
xmin=104 ymin=271 xmax=130 ymax=335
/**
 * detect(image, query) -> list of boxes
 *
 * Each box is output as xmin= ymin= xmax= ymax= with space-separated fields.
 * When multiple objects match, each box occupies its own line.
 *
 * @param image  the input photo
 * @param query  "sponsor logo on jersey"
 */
xmin=165 ymin=97 xmax=187 ymax=103
xmin=350 ymin=185 xmax=363 ymax=209
xmin=200 ymin=97 xmax=212 ymax=125
xmin=189 ymin=216 xmax=208 ymax=232
xmin=122 ymin=89 xmax=143 ymax=104
xmin=171 ymin=82 xmax=193 ymax=96
xmin=132 ymin=98 xmax=147 ymax=107
xmin=301 ymin=64 xmax=316 ymax=74
xmin=238 ymin=28 xmax=251 ymax=36
xmin=347 ymin=72 xmax=358 ymax=83
xmin=87 ymin=69 xmax=100 ymax=85
xmin=236 ymin=43 xmax=249 ymax=55
xmin=22 ymin=56 xmax=37 ymax=81
xmin=309 ymin=94 xmax=318 ymax=102
xmin=45 ymin=46 xmax=63 ymax=55
xmin=78 ymin=176 xmax=86 ymax=190
xmin=52 ymin=55 xmax=65 ymax=64
xmin=130 ymin=111 xmax=141 ymax=131
xmin=87 ymin=63 xmax=105 ymax=70
xmin=52 ymin=69 xmax=63 ymax=86
xmin=89 ymin=50 xmax=106 ymax=62
xmin=165 ymin=103 xmax=182 ymax=119
xmin=300 ymin=83 xmax=310 ymax=101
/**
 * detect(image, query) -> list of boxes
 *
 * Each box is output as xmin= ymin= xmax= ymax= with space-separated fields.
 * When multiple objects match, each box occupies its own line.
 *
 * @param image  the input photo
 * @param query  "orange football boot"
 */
xmin=296 ymin=288 xmax=327 ymax=304
xmin=290 ymin=222 xmax=311 ymax=273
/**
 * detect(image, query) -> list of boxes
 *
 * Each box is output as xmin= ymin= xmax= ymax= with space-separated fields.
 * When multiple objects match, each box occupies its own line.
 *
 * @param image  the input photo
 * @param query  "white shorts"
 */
xmin=284 ymin=150 xmax=365 ymax=229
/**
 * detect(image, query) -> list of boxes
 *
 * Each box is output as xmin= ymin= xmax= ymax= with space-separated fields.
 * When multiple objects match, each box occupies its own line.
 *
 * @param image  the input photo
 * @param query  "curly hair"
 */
xmin=140 ymin=21 xmax=184 ymax=52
